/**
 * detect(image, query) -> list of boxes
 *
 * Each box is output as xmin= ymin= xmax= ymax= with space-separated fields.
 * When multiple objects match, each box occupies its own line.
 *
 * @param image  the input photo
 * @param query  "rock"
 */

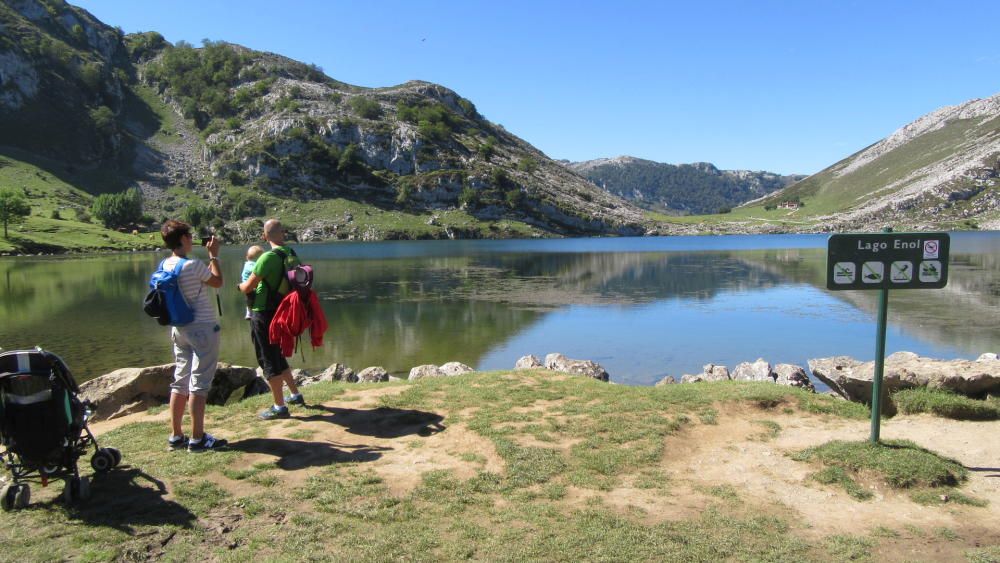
xmin=298 ymin=363 xmax=354 ymax=385
xmin=809 ymin=353 xmax=1000 ymax=408
xmin=208 ymin=364 xmax=268 ymax=404
xmin=773 ymin=364 xmax=814 ymax=391
xmin=409 ymin=364 xmax=443 ymax=380
xmin=655 ymin=376 xmax=676 ymax=386
xmin=680 ymin=364 xmax=730 ymax=384
xmin=79 ymin=363 xmax=260 ymax=421
xmin=515 ymin=355 xmax=543 ymax=369
xmin=731 ymin=359 xmax=773 ymax=382
xmin=356 ymin=366 xmax=389 ymax=383
xmin=439 ymin=362 xmax=474 ymax=376
xmin=977 ymin=353 xmax=999 ymax=361
xmin=543 ymin=353 xmax=610 ymax=382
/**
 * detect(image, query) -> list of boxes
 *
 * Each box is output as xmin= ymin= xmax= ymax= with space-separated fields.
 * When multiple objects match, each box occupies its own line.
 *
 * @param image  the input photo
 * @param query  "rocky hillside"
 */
xmin=0 ymin=0 xmax=649 ymax=246
xmin=755 ymin=94 xmax=1000 ymax=231
xmin=567 ymin=156 xmax=803 ymax=215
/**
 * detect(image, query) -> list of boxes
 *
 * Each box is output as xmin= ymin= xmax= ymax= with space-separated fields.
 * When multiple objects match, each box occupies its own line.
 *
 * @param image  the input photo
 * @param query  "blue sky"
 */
xmin=74 ymin=0 xmax=1000 ymax=175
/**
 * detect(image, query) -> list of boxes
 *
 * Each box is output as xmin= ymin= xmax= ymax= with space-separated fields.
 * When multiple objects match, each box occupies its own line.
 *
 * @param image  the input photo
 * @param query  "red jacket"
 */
xmin=269 ymin=289 xmax=328 ymax=357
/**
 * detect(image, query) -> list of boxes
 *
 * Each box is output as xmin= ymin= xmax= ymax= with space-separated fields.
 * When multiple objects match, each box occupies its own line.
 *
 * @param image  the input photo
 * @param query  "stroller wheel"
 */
xmin=91 ymin=449 xmax=115 ymax=473
xmin=13 ymin=484 xmax=30 ymax=509
xmin=0 ymin=484 xmax=15 ymax=512
xmin=63 ymin=476 xmax=91 ymax=504
xmin=107 ymin=447 xmax=122 ymax=467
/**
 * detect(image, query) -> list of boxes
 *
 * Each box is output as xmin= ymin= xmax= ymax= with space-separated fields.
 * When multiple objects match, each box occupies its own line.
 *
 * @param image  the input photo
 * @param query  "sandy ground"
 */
xmin=90 ymin=388 xmax=1000 ymax=554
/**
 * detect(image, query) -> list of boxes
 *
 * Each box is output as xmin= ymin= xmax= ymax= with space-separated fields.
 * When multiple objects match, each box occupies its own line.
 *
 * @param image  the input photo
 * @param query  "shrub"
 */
xmin=893 ymin=388 xmax=1000 ymax=420
xmin=50 ymin=209 xmax=61 ymax=220
xmin=182 ymin=203 xmax=215 ymax=228
xmin=349 ymin=97 xmax=382 ymax=119
xmin=396 ymin=182 xmax=412 ymax=205
xmin=459 ymin=186 xmax=479 ymax=209
xmin=517 ymin=157 xmax=538 ymax=173
xmin=489 ymin=168 xmax=509 ymax=188
xmin=477 ymin=137 xmax=496 ymax=160
xmin=504 ymin=188 xmax=524 ymax=209
xmin=91 ymin=187 xmax=142 ymax=229
xmin=227 ymin=170 xmax=247 ymax=186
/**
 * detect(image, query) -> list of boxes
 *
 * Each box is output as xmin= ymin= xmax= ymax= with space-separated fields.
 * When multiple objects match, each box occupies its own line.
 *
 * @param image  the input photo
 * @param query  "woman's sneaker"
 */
xmin=259 ymin=405 xmax=290 ymax=420
xmin=167 ymin=435 xmax=188 ymax=451
xmin=187 ymin=433 xmax=228 ymax=452
xmin=285 ymin=393 xmax=305 ymax=406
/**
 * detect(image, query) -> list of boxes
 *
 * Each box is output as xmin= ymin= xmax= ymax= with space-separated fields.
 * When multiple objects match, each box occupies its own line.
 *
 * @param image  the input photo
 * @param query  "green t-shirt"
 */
xmin=251 ymin=246 xmax=299 ymax=311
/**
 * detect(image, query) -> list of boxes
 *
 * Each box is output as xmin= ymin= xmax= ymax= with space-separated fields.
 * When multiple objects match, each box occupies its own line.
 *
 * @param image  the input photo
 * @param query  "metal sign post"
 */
xmin=826 ymin=229 xmax=950 ymax=443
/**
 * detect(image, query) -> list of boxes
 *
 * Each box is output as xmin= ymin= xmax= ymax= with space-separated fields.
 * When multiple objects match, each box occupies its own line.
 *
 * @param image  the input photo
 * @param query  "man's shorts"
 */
xmin=250 ymin=310 xmax=289 ymax=379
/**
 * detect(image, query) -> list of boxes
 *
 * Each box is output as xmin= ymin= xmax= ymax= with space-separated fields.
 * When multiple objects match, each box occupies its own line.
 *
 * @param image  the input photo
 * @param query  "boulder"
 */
xmin=409 ymin=364 xmax=443 ymax=380
xmin=680 ymin=364 xmax=730 ymax=384
xmin=208 ymin=364 xmax=268 ymax=404
xmin=297 ymin=363 xmax=354 ymax=386
xmin=515 ymin=355 xmax=543 ymax=369
xmin=978 ymin=353 xmax=999 ymax=362
xmin=773 ymin=364 xmax=814 ymax=391
xmin=731 ymin=359 xmax=774 ymax=382
xmin=655 ymin=376 xmax=676 ymax=386
xmin=79 ymin=364 xmax=174 ymax=421
xmin=543 ymin=353 xmax=610 ymax=382
xmin=79 ymin=363 xmax=260 ymax=421
xmin=809 ymin=353 xmax=1000 ymax=407
xmin=356 ymin=366 xmax=389 ymax=383
xmin=439 ymin=362 xmax=474 ymax=376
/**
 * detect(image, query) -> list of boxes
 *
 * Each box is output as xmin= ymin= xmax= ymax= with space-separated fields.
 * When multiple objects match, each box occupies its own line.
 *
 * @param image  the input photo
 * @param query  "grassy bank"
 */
xmin=1 ymin=373 xmax=994 ymax=561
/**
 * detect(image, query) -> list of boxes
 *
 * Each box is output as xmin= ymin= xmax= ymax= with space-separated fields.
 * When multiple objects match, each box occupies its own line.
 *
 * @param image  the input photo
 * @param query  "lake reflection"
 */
xmin=1 ymin=233 xmax=998 ymax=385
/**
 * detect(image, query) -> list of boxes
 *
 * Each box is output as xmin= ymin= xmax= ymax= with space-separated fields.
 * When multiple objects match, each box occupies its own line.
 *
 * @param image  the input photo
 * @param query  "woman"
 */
xmin=159 ymin=220 xmax=228 ymax=452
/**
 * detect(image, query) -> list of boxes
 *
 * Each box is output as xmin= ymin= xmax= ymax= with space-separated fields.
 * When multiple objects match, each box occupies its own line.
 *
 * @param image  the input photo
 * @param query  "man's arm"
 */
xmin=239 ymin=272 xmax=261 ymax=294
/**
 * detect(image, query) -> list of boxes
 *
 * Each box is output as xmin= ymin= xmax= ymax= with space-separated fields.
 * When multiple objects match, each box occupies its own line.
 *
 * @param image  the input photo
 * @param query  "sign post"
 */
xmin=826 ymin=229 xmax=950 ymax=443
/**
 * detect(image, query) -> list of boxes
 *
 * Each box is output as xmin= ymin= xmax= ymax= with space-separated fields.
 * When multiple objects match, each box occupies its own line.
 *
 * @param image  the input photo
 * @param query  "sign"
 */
xmin=827 ymin=232 xmax=949 ymax=290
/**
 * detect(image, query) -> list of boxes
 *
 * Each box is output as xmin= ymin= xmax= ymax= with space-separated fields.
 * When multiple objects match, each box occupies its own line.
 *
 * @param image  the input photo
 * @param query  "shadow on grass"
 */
xmin=298 ymin=405 xmax=446 ymax=439
xmin=53 ymin=468 xmax=197 ymax=533
xmin=228 ymin=438 xmax=388 ymax=470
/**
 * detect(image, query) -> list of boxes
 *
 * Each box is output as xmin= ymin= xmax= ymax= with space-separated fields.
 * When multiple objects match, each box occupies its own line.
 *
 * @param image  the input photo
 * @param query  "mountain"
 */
xmin=0 ymin=0 xmax=648 ymax=253
xmin=752 ymin=95 xmax=1000 ymax=231
xmin=567 ymin=156 xmax=803 ymax=215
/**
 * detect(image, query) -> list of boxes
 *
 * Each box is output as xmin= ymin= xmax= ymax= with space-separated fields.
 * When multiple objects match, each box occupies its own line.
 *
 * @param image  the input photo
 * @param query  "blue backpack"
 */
xmin=143 ymin=258 xmax=195 ymax=326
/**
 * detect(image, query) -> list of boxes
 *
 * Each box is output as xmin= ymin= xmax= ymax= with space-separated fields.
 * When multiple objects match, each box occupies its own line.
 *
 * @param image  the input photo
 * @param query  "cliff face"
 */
xmin=567 ymin=156 xmax=803 ymax=215
xmin=0 ymin=0 xmax=131 ymax=163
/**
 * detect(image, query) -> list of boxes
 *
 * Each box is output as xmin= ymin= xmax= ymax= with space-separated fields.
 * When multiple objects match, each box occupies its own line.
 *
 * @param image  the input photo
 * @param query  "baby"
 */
xmin=242 ymin=245 xmax=265 ymax=319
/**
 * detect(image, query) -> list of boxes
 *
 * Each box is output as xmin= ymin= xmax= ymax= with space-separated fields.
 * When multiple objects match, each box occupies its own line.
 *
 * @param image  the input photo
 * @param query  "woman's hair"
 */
xmin=161 ymin=219 xmax=191 ymax=250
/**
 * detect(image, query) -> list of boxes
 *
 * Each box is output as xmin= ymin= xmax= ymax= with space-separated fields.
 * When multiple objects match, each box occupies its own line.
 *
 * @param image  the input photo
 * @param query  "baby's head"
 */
xmin=246 ymin=245 xmax=265 ymax=262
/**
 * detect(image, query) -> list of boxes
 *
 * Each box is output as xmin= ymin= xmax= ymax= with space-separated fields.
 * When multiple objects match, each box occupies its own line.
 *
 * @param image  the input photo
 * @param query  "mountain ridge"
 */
xmin=566 ymin=156 xmax=804 ymax=215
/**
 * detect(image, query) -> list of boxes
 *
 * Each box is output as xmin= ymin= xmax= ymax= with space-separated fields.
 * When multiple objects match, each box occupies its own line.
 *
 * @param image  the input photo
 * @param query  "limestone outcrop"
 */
xmin=809 ymin=353 xmax=1000 ymax=408
xmin=544 ymin=353 xmax=609 ymax=382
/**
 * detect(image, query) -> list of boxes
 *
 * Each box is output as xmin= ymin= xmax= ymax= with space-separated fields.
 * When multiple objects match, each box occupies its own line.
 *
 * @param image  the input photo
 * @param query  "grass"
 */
xmin=792 ymin=439 xmax=980 ymax=506
xmin=966 ymin=546 xmax=1000 ymax=563
xmin=893 ymin=388 xmax=1000 ymax=421
xmin=909 ymin=488 xmax=988 ymax=508
xmin=0 ymin=374 xmax=976 ymax=560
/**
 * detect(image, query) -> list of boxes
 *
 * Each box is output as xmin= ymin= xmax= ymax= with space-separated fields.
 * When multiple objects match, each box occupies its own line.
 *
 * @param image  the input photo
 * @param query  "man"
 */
xmin=238 ymin=219 xmax=304 ymax=420
xmin=159 ymin=219 xmax=228 ymax=451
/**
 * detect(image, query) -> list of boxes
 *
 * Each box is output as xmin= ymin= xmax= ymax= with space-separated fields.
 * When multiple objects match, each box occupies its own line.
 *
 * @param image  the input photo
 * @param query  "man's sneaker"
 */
xmin=187 ymin=433 xmax=228 ymax=452
xmin=285 ymin=393 xmax=305 ymax=406
xmin=259 ymin=405 xmax=290 ymax=420
xmin=167 ymin=435 xmax=188 ymax=451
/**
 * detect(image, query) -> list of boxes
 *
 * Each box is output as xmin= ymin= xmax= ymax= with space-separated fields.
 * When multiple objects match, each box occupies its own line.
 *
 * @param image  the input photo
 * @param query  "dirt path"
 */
xmin=90 ymin=390 xmax=1000 ymax=551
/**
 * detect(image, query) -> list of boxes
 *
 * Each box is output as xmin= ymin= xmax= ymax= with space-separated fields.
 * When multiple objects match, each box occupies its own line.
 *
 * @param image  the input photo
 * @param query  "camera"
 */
xmin=200 ymin=236 xmax=212 ymax=247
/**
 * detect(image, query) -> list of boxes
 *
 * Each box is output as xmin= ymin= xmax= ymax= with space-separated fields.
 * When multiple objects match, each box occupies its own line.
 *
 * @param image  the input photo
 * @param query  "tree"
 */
xmin=91 ymin=187 xmax=142 ymax=228
xmin=0 ymin=188 xmax=31 ymax=238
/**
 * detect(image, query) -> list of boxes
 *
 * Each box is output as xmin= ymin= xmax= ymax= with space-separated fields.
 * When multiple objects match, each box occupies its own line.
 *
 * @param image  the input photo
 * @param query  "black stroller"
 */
xmin=0 ymin=348 xmax=121 ymax=510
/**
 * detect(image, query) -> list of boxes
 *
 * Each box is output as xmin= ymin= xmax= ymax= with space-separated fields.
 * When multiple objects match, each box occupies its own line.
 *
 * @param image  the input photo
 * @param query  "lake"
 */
xmin=1 ymin=233 xmax=998 ymax=386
